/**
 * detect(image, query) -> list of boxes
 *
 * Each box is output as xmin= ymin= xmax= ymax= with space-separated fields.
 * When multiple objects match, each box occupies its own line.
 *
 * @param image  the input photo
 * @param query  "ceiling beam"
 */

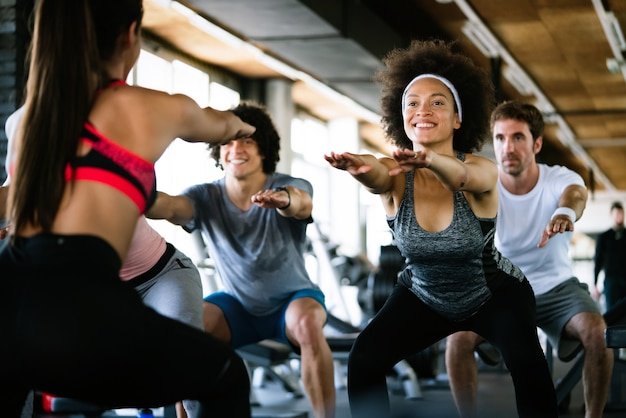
xmin=592 ymin=0 xmax=626 ymax=83
xmin=578 ymin=138 xmax=626 ymax=147
xmin=452 ymin=0 xmax=616 ymax=192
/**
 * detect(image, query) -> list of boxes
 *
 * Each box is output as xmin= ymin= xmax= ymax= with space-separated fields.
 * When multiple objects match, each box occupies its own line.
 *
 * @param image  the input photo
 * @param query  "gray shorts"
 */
xmin=133 ymin=246 xmax=204 ymax=331
xmin=535 ymin=277 xmax=600 ymax=360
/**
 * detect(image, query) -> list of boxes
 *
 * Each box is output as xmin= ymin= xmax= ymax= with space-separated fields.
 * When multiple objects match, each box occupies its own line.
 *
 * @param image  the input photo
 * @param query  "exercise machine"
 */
xmin=31 ymin=392 xmax=175 ymax=418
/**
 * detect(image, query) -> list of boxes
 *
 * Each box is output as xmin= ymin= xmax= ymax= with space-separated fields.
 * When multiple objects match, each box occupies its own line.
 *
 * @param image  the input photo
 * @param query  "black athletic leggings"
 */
xmin=0 ymin=234 xmax=250 ymax=418
xmin=348 ymin=280 xmax=558 ymax=418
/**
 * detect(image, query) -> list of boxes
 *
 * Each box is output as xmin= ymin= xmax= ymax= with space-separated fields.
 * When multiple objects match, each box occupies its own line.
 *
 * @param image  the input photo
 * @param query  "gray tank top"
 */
xmin=387 ymin=152 xmax=524 ymax=321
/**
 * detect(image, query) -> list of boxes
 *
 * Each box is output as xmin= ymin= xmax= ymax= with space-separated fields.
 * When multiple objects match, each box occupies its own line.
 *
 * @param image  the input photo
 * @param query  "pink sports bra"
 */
xmin=66 ymin=122 xmax=156 ymax=213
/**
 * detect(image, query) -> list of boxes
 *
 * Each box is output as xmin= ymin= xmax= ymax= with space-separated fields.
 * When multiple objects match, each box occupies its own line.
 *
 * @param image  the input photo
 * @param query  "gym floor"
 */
xmin=27 ymin=349 xmax=626 ymax=417
xmin=251 ymin=351 xmax=626 ymax=418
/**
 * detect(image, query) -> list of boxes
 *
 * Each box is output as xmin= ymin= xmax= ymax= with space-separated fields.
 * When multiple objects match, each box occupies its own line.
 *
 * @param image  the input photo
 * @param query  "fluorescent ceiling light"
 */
xmin=503 ymin=66 xmax=534 ymax=96
xmin=606 ymin=12 xmax=626 ymax=51
xmin=461 ymin=21 xmax=499 ymax=58
xmin=592 ymin=0 xmax=626 ymax=82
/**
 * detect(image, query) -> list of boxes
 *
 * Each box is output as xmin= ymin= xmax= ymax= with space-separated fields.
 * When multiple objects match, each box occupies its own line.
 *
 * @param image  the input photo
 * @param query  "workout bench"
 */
xmin=238 ymin=339 xmax=304 ymax=400
xmin=236 ymin=312 xmax=424 ymax=408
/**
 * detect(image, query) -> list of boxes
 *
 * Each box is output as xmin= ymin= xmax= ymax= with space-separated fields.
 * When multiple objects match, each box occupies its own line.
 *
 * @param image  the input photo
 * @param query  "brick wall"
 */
xmin=0 ymin=7 xmax=33 ymax=413
xmin=0 ymin=0 xmax=32 ymax=182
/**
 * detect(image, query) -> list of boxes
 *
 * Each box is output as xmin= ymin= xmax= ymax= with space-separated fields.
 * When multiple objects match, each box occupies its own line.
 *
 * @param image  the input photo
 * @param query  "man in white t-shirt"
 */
xmin=445 ymin=101 xmax=612 ymax=418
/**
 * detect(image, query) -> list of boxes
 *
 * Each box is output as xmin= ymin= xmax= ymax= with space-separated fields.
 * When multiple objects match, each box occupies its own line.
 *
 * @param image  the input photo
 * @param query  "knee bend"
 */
xmin=582 ymin=336 xmax=612 ymax=357
xmin=446 ymin=333 xmax=479 ymax=356
xmin=348 ymin=339 xmax=384 ymax=371
xmin=575 ymin=326 xmax=608 ymax=353
xmin=348 ymin=344 xmax=368 ymax=367
xmin=291 ymin=315 xmax=325 ymax=346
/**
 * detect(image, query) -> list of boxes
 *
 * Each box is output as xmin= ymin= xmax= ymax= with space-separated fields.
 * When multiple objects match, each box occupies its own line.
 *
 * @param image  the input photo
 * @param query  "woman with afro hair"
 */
xmin=325 ymin=39 xmax=557 ymax=417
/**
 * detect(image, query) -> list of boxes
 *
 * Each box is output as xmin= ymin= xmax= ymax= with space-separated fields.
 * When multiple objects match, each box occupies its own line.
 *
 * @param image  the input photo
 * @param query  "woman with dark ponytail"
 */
xmin=0 ymin=1 xmax=255 ymax=417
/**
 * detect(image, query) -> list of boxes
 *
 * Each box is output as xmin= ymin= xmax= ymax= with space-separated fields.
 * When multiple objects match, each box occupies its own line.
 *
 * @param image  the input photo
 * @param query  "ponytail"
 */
xmin=9 ymin=0 xmax=142 ymax=234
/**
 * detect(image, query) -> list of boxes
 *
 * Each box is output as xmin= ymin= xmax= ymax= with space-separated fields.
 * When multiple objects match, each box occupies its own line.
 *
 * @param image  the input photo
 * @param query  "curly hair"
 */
xmin=209 ymin=101 xmax=281 ymax=174
xmin=375 ymin=39 xmax=495 ymax=153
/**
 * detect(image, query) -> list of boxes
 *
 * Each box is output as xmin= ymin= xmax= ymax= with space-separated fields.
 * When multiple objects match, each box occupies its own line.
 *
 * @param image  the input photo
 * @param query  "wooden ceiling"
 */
xmin=142 ymin=0 xmax=626 ymax=193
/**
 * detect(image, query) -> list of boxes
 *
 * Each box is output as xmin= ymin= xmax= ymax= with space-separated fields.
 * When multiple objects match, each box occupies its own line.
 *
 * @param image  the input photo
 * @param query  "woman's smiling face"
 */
xmin=402 ymin=77 xmax=460 ymax=147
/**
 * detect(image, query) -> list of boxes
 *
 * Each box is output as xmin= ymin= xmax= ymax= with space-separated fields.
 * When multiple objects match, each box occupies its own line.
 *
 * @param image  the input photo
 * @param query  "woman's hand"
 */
xmin=388 ymin=148 xmax=431 ymax=176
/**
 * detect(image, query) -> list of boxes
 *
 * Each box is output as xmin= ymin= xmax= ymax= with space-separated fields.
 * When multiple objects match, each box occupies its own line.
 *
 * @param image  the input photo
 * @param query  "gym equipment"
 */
xmin=32 ymin=392 xmax=175 ymax=417
xmin=357 ymin=244 xmax=404 ymax=317
xmin=606 ymin=325 xmax=626 ymax=349
xmin=606 ymin=324 xmax=626 ymax=411
xmin=237 ymin=320 xmax=424 ymax=404
xmin=238 ymin=339 xmax=304 ymax=400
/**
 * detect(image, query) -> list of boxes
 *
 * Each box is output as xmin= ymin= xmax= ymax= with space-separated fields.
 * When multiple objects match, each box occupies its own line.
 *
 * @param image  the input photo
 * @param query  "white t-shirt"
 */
xmin=495 ymin=164 xmax=585 ymax=296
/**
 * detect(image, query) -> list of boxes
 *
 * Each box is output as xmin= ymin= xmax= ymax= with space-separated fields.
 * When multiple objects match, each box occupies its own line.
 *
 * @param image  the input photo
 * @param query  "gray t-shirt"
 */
xmin=183 ymin=172 xmax=318 ymax=315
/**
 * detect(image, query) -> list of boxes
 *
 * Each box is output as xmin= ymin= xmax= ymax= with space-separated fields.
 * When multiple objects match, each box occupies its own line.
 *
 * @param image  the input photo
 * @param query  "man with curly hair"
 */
xmin=148 ymin=101 xmax=335 ymax=418
xmin=325 ymin=40 xmax=557 ymax=417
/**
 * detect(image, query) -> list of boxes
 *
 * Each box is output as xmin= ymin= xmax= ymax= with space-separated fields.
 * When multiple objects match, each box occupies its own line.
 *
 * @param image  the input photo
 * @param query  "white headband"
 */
xmin=401 ymin=74 xmax=463 ymax=122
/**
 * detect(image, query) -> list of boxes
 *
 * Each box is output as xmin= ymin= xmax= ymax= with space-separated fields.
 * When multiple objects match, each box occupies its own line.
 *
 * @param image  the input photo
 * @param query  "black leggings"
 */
xmin=348 ymin=280 xmax=558 ymax=418
xmin=0 ymin=234 xmax=250 ymax=418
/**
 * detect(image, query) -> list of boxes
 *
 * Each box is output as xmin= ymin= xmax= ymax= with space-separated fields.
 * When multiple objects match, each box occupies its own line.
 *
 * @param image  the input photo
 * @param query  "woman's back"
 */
xmin=15 ymin=81 xmax=252 ymax=261
xmin=17 ymin=84 xmax=168 ymax=260
xmin=2 ymin=2 xmax=255 ymax=416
